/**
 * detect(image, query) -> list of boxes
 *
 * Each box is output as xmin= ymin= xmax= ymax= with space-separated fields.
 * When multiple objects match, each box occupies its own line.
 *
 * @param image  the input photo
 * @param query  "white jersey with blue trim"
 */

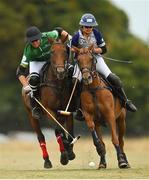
xmin=77 ymin=30 xmax=105 ymax=48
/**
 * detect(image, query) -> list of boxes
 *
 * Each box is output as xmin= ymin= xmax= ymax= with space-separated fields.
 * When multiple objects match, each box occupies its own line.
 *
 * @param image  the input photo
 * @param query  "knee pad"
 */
xmin=107 ymin=73 xmax=122 ymax=88
xmin=29 ymin=73 xmax=40 ymax=90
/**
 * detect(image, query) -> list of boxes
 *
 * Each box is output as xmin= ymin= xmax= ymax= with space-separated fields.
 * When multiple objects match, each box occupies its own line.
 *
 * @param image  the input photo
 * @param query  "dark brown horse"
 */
xmin=22 ymin=40 xmax=75 ymax=168
xmin=74 ymin=47 xmax=130 ymax=169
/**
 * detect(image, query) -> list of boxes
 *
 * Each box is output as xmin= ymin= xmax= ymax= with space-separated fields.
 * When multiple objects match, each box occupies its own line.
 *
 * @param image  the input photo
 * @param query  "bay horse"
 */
xmin=73 ymin=46 xmax=130 ymax=169
xmin=22 ymin=40 xmax=75 ymax=168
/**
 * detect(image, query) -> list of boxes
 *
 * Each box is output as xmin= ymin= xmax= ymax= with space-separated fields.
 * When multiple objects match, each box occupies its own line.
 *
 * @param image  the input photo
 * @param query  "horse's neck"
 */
xmin=83 ymin=73 xmax=105 ymax=90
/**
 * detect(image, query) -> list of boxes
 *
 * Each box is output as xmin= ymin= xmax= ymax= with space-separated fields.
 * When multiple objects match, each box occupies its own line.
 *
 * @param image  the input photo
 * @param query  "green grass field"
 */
xmin=0 ymin=136 xmax=149 ymax=179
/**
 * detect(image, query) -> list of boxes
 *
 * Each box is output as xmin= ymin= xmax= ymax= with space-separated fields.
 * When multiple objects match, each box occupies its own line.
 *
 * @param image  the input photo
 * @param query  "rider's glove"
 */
xmin=68 ymin=34 xmax=72 ymax=41
xmin=23 ymin=85 xmax=32 ymax=94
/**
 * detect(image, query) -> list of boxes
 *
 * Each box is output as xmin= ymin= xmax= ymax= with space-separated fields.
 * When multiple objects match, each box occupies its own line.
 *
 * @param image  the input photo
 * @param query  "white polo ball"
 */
xmin=88 ymin=161 xmax=95 ymax=167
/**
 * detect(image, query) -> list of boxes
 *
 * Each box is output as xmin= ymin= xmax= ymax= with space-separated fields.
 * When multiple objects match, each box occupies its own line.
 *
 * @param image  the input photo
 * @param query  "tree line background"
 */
xmin=0 ymin=0 xmax=148 ymax=136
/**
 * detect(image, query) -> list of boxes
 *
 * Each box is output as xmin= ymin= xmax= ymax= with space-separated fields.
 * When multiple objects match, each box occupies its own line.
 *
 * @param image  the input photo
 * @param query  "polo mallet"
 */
xmin=100 ymin=54 xmax=133 ymax=64
xmin=58 ymin=77 xmax=78 ymax=116
xmin=33 ymin=96 xmax=80 ymax=144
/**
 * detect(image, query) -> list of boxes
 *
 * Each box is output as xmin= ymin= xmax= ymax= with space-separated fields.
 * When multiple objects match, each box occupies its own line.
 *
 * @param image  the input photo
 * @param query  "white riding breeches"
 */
xmin=73 ymin=55 xmax=111 ymax=81
xmin=29 ymin=61 xmax=47 ymax=74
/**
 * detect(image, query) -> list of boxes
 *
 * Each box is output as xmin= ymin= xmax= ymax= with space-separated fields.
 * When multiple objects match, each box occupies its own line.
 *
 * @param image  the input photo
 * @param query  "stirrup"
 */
xmin=125 ymin=100 xmax=137 ymax=112
xmin=74 ymin=108 xmax=85 ymax=121
xmin=32 ymin=107 xmax=42 ymax=119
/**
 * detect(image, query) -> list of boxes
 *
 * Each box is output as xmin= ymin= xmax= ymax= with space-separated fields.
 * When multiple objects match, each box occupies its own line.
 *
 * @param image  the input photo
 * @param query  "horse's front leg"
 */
xmin=28 ymin=112 xmax=52 ymax=169
xmin=84 ymin=111 xmax=106 ymax=169
xmin=65 ymin=114 xmax=76 ymax=160
xmin=46 ymin=108 xmax=69 ymax=165
xmin=55 ymin=127 xmax=69 ymax=165
xmin=117 ymin=111 xmax=130 ymax=168
xmin=105 ymin=111 xmax=128 ymax=168
xmin=95 ymin=122 xmax=107 ymax=169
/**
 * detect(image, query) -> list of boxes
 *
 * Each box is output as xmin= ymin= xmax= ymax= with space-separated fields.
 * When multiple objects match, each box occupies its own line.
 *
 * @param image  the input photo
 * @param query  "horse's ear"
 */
xmin=71 ymin=46 xmax=80 ymax=53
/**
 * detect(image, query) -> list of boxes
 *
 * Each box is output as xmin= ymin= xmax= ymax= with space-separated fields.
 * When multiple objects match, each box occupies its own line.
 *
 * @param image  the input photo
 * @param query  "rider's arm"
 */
xmin=19 ymin=75 xmax=28 ymax=87
xmin=16 ymin=53 xmax=29 ymax=87
xmin=16 ymin=65 xmax=29 ymax=87
xmin=93 ymin=29 xmax=107 ymax=54
xmin=55 ymin=27 xmax=72 ymax=42
xmin=46 ymin=27 xmax=71 ymax=42
xmin=93 ymin=45 xmax=107 ymax=54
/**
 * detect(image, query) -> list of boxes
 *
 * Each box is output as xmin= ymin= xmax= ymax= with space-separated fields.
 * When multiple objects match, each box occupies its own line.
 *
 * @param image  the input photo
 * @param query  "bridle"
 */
xmin=50 ymin=41 xmax=68 ymax=79
xmin=77 ymin=51 xmax=96 ymax=85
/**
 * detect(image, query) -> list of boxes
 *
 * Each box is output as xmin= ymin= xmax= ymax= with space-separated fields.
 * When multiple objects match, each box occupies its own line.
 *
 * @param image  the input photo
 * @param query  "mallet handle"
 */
xmin=33 ymin=97 xmax=74 ymax=139
xmin=65 ymin=78 xmax=78 ymax=112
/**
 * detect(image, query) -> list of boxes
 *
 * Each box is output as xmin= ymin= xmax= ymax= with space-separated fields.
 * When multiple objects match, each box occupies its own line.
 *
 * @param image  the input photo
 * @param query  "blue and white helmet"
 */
xmin=79 ymin=13 xmax=98 ymax=27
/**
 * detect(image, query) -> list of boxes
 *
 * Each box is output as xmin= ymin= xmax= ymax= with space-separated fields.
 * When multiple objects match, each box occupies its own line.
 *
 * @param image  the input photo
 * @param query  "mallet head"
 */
xmin=70 ymin=135 xmax=81 ymax=145
xmin=57 ymin=110 xmax=72 ymax=116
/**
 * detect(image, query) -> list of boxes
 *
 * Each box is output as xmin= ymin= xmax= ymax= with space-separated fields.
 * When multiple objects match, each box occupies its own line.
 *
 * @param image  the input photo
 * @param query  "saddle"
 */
xmin=100 ymin=74 xmax=124 ymax=106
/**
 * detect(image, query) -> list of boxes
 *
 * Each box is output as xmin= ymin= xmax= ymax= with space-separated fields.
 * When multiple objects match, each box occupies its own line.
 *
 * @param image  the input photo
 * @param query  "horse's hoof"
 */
xmin=118 ymin=161 xmax=128 ymax=169
xmin=126 ymin=163 xmax=131 ymax=168
xmin=122 ymin=153 xmax=131 ymax=168
xmin=44 ymin=159 xmax=52 ymax=169
xmin=98 ymin=163 xmax=107 ymax=169
xmin=68 ymin=151 xmax=76 ymax=160
xmin=66 ymin=144 xmax=76 ymax=160
xmin=118 ymin=153 xmax=128 ymax=169
xmin=60 ymin=151 xmax=69 ymax=165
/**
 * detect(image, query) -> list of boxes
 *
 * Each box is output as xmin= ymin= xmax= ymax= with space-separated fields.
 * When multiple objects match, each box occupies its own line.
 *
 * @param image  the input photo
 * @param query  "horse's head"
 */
xmin=73 ymin=46 xmax=95 ymax=85
xmin=50 ymin=40 xmax=68 ymax=80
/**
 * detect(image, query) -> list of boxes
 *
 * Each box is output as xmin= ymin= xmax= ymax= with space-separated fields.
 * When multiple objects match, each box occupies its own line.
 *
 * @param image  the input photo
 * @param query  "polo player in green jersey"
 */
xmin=16 ymin=26 xmax=72 ymax=119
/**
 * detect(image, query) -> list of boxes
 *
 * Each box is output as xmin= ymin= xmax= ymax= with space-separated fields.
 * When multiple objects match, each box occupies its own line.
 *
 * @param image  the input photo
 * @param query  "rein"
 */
xmin=83 ymin=72 xmax=112 ymax=93
xmin=78 ymin=51 xmax=111 ymax=93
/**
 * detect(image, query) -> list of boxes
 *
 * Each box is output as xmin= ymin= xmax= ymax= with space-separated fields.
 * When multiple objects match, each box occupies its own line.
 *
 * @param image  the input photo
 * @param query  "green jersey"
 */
xmin=20 ymin=30 xmax=59 ymax=67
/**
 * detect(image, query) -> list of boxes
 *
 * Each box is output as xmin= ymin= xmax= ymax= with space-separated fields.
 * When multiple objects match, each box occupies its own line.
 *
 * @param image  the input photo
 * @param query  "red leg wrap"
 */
xmin=56 ymin=135 xmax=65 ymax=152
xmin=40 ymin=142 xmax=49 ymax=159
